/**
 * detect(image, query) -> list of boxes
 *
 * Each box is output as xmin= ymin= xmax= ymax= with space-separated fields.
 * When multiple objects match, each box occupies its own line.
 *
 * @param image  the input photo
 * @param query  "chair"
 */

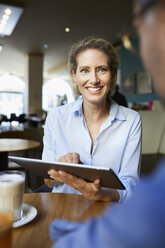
xmin=18 ymin=113 xmax=27 ymax=125
xmin=9 ymin=113 xmax=19 ymax=122
xmin=0 ymin=114 xmax=8 ymax=124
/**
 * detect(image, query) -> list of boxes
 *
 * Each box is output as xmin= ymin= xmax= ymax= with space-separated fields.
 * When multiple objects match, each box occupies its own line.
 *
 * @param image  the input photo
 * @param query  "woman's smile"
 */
xmin=86 ymin=86 xmax=103 ymax=94
xmin=73 ymin=49 xmax=111 ymax=105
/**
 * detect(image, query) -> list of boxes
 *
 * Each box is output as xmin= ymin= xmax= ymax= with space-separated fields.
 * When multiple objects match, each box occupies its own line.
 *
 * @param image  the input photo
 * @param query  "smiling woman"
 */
xmin=42 ymin=37 xmax=142 ymax=203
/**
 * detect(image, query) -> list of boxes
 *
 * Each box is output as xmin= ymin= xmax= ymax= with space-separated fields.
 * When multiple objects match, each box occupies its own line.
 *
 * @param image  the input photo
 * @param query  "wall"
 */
xmin=119 ymin=37 xmax=159 ymax=103
xmin=24 ymin=54 xmax=43 ymax=114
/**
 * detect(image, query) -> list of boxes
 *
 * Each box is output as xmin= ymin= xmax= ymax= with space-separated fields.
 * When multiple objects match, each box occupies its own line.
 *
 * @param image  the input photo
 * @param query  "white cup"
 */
xmin=0 ymin=171 xmax=25 ymax=221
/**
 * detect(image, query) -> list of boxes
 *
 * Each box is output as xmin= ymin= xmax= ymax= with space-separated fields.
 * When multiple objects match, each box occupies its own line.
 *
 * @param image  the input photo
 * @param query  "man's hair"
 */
xmin=134 ymin=0 xmax=158 ymax=17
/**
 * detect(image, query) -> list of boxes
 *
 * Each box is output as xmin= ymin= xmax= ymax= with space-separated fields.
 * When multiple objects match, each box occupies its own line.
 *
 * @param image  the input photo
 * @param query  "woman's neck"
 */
xmin=82 ymin=99 xmax=110 ymax=122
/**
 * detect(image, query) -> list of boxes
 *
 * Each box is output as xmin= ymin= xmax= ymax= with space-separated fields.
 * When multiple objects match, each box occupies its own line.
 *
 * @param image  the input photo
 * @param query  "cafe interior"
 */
xmin=0 ymin=0 xmax=165 ymax=246
xmin=0 ymin=0 xmax=164 ymax=192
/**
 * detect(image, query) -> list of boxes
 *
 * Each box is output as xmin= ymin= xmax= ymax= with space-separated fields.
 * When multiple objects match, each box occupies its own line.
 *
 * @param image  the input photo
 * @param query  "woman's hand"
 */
xmin=44 ymin=153 xmax=82 ymax=189
xmin=48 ymin=152 xmax=120 ymax=201
xmin=44 ymin=153 xmax=82 ymax=188
xmin=58 ymin=152 xmax=82 ymax=164
xmin=44 ymin=178 xmax=57 ymax=188
xmin=47 ymin=152 xmax=102 ymax=200
xmin=48 ymin=169 xmax=120 ymax=201
xmin=48 ymin=169 xmax=102 ymax=200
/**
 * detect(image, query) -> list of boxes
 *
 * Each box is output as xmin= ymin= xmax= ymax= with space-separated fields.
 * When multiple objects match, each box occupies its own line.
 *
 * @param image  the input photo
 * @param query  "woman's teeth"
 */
xmin=87 ymin=87 xmax=102 ymax=92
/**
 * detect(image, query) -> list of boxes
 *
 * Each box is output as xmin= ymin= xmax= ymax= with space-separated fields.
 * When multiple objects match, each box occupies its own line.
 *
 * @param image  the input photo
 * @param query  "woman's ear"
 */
xmin=72 ymin=72 xmax=77 ymax=84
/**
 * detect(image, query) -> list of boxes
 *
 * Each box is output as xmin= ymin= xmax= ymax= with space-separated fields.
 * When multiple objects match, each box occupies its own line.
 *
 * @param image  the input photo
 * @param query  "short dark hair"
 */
xmin=68 ymin=37 xmax=120 ymax=97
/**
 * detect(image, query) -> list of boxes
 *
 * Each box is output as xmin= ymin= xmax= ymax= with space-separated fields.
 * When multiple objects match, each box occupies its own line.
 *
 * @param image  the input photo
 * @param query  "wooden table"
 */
xmin=0 ymin=138 xmax=40 ymax=170
xmin=13 ymin=193 xmax=111 ymax=248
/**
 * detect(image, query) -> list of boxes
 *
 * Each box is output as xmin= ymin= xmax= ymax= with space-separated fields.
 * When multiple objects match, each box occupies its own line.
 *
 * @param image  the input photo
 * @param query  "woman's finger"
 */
xmin=44 ymin=178 xmax=56 ymax=188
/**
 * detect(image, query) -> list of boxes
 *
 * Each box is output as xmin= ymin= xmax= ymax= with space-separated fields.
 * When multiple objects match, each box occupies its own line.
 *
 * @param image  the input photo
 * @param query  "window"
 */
xmin=42 ymin=78 xmax=74 ymax=112
xmin=0 ymin=74 xmax=25 ymax=117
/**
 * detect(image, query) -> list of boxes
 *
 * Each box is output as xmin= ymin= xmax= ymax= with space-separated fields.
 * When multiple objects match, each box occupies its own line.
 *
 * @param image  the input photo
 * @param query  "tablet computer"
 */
xmin=9 ymin=156 xmax=125 ymax=190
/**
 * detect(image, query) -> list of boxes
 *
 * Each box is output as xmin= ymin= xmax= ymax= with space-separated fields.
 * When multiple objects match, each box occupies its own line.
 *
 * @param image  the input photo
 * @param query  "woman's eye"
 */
xmin=98 ymin=68 xmax=107 ymax=73
xmin=80 ymin=69 xmax=88 ymax=74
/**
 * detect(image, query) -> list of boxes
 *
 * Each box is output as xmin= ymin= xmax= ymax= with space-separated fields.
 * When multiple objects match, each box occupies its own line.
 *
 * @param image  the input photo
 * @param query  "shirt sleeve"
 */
xmin=51 ymin=159 xmax=165 ymax=248
xmin=42 ymin=109 xmax=57 ymax=162
xmin=118 ymin=112 xmax=142 ymax=202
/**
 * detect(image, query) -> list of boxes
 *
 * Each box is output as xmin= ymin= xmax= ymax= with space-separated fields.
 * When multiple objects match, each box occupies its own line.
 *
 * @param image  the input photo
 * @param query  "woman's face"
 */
xmin=72 ymin=49 xmax=111 ymax=106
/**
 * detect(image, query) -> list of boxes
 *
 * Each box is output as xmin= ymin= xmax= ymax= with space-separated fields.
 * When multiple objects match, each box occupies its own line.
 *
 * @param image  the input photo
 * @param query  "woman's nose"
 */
xmin=90 ymin=71 xmax=99 ymax=84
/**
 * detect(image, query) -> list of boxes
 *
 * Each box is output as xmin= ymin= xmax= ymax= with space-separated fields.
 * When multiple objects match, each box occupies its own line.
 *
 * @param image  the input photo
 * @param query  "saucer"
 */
xmin=13 ymin=203 xmax=37 ymax=228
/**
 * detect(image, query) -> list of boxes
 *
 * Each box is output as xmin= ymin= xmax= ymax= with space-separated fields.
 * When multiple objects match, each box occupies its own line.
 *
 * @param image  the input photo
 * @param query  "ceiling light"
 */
xmin=4 ymin=8 xmax=12 ymax=15
xmin=43 ymin=43 xmax=48 ymax=49
xmin=0 ymin=4 xmax=24 ymax=36
xmin=121 ymin=35 xmax=132 ymax=49
xmin=3 ymin=14 xmax=9 ymax=21
xmin=65 ymin=27 xmax=70 ymax=33
xmin=121 ymin=34 xmax=139 ymax=56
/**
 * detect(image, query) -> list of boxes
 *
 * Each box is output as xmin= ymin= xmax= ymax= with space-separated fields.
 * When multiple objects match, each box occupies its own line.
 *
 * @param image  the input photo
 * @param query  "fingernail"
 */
xmin=48 ymin=170 xmax=54 ymax=175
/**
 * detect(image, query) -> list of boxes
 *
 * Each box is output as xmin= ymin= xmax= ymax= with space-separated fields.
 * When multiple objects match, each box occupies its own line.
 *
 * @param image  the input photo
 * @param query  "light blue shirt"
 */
xmin=42 ymin=98 xmax=142 ymax=202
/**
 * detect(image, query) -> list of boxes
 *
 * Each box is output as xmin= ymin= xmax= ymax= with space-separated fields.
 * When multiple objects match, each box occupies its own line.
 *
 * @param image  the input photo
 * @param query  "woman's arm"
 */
xmin=118 ymin=112 xmax=142 ymax=202
xmin=42 ymin=111 xmax=59 ymax=188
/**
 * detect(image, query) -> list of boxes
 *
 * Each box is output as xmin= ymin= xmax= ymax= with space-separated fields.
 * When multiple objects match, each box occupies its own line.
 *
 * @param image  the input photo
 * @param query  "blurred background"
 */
xmin=0 ymin=0 xmax=164 ymax=190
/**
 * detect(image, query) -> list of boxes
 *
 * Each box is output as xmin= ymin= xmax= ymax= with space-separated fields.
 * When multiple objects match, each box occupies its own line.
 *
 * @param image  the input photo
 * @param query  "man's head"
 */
xmin=133 ymin=0 xmax=165 ymax=105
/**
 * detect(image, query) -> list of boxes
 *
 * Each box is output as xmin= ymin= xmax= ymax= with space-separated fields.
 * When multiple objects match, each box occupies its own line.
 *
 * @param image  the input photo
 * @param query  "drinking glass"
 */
xmin=0 ymin=170 xmax=25 ymax=221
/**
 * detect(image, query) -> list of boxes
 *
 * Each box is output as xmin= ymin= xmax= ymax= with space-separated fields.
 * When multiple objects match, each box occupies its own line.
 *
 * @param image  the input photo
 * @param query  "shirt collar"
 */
xmin=72 ymin=97 xmax=83 ymax=116
xmin=110 ymin=100 xmax=126 ymax=122
xmin=72 ymin=97 xmax=126 ymax=121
